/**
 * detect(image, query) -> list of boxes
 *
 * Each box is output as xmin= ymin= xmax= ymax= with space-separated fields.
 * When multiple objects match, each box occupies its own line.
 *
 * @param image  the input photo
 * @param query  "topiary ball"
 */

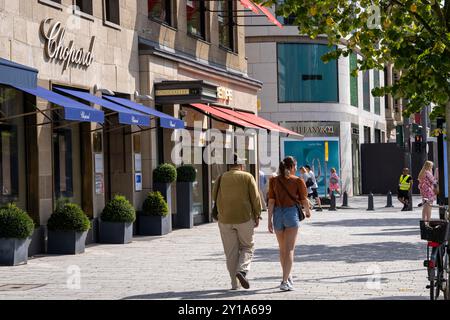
xmin=177 ymin=165 xmax=197 ymax=183
xmin=101 ymin=195 xmax=136 ymax=223
xmin=153 ymin=163 xmax=177 ymax=184
xmin=47 ymin=203 xmax=91 ymax=232
xmin=142 ymin=192 xmax=169 ymax=217
xmin=0 ymin=204 xmax=34 ymax=239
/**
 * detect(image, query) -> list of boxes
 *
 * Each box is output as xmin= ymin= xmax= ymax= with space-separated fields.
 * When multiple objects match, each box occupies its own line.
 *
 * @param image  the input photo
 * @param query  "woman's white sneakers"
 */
xmin=280 ymin=278 xmax=295 ymax=291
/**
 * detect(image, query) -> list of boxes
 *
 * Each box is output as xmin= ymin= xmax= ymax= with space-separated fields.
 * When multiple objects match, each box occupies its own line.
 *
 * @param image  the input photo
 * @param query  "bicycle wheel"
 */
xmin=429 ymin=266 xmax=438 ymax=300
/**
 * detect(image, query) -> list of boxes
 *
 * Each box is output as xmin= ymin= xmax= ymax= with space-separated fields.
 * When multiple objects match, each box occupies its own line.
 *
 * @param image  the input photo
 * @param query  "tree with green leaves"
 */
xmin=259 ymin=0 xmax=450 ymax=198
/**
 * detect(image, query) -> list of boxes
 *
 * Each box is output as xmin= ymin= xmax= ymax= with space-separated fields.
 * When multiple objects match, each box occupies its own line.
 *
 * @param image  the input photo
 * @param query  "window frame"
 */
xmin=103 ymin=0 xmax=121 ymax=30
xmin=73 ymin=0 xmax=95 ymax=21
xmin=38 ymin=0 xmax=64 ymax=10
xmin=148 ymin=0 xmax=174 ymax=28
xmin=186 ymin=0 xmax=207 ymax=40
xmin=276 ymin=42 xmax=340 ymax=104
xmin=218 ymin=0 xmax=236 ymax=52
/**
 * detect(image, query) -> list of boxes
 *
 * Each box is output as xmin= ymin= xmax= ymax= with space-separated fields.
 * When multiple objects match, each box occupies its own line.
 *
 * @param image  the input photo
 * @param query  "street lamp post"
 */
xmin=404 ymin=115 xmax=413 ymax=211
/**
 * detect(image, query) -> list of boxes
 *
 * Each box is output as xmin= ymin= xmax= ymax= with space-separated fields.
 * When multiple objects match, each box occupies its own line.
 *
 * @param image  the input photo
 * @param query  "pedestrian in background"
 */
xmin=268 ymin=157 xmax=311 ymax=291
xmin=418 ymin=161 xmax=438 ymax=222
xmin=397 ymin=168 xmax=413 ymax=211
xmin=212 ymin=153 xmax=262 ymax=290
xmin=259 ymin=169 xmax=268 ymax=211
xmin=305 ymin=165 xmax=323 ymax=212
xmin=329 ymin=168 xmax=341 ymax=197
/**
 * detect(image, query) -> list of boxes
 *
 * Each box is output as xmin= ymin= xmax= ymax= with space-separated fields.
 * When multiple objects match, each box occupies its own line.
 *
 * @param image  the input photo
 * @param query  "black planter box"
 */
xmin=138 ymin=214 xmax=171 ymax=236
xmin=28 ymin=226 xmax=45 ymax=257
xmin=176 ymin=182 xmax=194 ymax=229
xmin=99 ymin=221 xmax=133 ymax=244
xmin=47 ymin=230 xmax=88 ymax=255
xmin=154 ymin=182 xmax=172 ymax=214
xmin=0 ymin=238 xmax=31 ymax=266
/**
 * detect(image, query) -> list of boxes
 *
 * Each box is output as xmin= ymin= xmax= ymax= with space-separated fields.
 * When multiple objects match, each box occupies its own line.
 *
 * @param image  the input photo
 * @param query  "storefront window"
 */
xmin=186 ymin=0 xmax=206 ymax=39
xmin=0 ymin=86 xmax=26 ymax=208
xmin=53 ymin=129 xmax=73 ymax=198
xmin=277 ymin=43 xmax=338 ymax=103
xmin=218 ymin=0 xmax=234 ymax=51
xmin=148 ymin=0 xmax=172 ymax=25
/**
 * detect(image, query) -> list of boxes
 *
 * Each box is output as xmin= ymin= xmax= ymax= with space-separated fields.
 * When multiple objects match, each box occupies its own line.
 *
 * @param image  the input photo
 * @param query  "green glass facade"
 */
xmin=350 ymin=53 xmax=358 ymax=107
xmin=277 ymin=43 xmax=338 ymax=103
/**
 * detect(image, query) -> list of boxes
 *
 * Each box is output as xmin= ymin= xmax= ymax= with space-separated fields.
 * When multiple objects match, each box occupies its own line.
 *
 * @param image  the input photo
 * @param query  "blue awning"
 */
xmin=14 ymin=85 xmax=104 ymax=123
xmin=0 ymin=58 xmax=38 ymax=88
xmin=103 ymin=96 xmax=185 ymax=129
xmin=55 ymin=88 xmax=150 ymax=127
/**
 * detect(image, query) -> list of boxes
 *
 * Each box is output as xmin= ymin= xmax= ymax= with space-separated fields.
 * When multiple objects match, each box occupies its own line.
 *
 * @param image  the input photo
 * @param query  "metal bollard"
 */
xmin=342 ymin=191 xmax=349 ymax=208
xmin=385 ymin=191 xmax=394 ymax=208
xmin=329 ymin=193 xmax=337 ymax=211
xmin=367 ymin=193 xmax=375 ymax=211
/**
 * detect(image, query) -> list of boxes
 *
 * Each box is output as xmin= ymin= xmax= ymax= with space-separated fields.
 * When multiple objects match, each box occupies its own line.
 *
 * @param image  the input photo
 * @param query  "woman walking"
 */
xmin=418 ymin=161 xmax=438 ymax=222
xmin=267 ymin=157 xmax=311 ymax=291
xmin=329 ymin=168 xmax=341 ymax=197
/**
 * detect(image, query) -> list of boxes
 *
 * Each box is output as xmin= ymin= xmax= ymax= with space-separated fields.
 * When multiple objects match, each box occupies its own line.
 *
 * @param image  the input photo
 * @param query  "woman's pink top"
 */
xmin=418 ymin=171 xmax=437 ymax=202
xmin=329 ymin=173 xmax=340 ymax=191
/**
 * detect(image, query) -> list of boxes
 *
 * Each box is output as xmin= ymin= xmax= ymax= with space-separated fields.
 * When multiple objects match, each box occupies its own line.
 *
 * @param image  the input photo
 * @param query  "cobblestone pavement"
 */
xmin=0 ymin=196 xmax=438 ymax=300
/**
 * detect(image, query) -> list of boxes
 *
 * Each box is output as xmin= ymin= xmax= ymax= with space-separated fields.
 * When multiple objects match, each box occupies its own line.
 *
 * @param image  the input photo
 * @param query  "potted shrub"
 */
xmin=0 ymin=204 xmax=34 ymax=266
xmin=99 ymin=195 xmax=136 ymax=244
xmin=138 ymin=191 xmax=170 ymax=236
xmin=153 ymin=163 xmax=177 ymax=215
xmin=47 ymin=201 xmax=91 ymax=255
xmin=176 ymin=165 xmax=197 ymax=229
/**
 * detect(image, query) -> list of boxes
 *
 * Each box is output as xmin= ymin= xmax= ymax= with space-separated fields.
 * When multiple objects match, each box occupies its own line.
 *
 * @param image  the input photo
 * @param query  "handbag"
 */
xmin=212 ymin=175 xmax=222 ymax=221
xmin=276 ymin=177 xmax=306 ymax=222
xmin=305 ymin=178 xmax=314 ymax=188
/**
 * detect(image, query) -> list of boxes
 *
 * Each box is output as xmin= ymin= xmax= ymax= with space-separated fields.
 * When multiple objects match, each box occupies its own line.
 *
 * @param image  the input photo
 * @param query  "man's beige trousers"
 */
xmin=218 ymin=219 xmax=255 ymax=288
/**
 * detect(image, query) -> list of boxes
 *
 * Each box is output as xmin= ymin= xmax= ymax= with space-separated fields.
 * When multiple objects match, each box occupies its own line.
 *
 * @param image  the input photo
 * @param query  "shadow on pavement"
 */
xmin=368 ymin=296 xmax=428 ymax=300
xmin=310 ymin=218 xmax=419 ymax=228
xmin=353 ymin=230 xmax=420 ymax=237
xmin=253 ymin=241 xmax=425 ymax=263
xmin=121 ymin=287 xmax=282 ymax=300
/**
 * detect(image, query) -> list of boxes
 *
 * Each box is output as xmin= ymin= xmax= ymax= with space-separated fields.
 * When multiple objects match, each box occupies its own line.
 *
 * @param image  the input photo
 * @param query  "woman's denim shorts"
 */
xmin=273 ymin=206 xmax=300 ymax=231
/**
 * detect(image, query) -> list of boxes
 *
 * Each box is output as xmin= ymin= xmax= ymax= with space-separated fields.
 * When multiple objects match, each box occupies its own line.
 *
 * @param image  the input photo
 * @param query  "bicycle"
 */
xmin=420 ymin=205 xmax=450 ymax=300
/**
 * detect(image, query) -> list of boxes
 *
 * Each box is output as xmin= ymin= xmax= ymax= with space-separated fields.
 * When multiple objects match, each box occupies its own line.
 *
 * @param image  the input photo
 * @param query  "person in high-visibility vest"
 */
xmin=398 ymin=168 xmax=413 ymax=211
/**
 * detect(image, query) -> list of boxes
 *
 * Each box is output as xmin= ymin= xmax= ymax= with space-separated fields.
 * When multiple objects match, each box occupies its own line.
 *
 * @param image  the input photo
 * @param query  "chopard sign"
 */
xmin=40 ymin=18 xmax=95 ymax=71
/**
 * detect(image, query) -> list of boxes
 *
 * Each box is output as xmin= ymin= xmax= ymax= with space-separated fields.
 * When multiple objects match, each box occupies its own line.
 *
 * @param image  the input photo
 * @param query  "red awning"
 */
xmin=254 ymin=3 xmax=283 ymax=28
xmin=189 ymin=104 xmax=262 ymax=129
xmin=217 ymin=107 xmax=302 ymax=137
xmin=239 ymin=0 xmax=260 ymax=14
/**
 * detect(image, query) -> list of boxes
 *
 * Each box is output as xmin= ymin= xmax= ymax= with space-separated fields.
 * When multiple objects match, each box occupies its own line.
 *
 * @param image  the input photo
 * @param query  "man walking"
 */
xmin=398 ymin=168 xmax=413 ymax=211
xmin=213 ymin=153 xmax=262 ymax=290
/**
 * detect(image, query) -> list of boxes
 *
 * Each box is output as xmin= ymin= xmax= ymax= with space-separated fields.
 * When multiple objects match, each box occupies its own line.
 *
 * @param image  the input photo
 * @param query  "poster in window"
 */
xmin=135 ymin=173 xmax=143 ymax=192
xmin=282 ymin=138 xmax=341 ymax=196
xmin=135 ymin=153 xmax=142 ymax=172
xmin=95 ymin=153 xmax=104 ymax=174
xmin=95 ymin=174 xmax=104 ymax=195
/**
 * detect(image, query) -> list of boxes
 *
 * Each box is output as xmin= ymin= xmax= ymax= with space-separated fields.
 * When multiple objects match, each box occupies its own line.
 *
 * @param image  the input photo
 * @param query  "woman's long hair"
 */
xmin=279 ymin=157 xmax=296 ymax=178
xmin=418 ymin=161 xmax=434 ymax=181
